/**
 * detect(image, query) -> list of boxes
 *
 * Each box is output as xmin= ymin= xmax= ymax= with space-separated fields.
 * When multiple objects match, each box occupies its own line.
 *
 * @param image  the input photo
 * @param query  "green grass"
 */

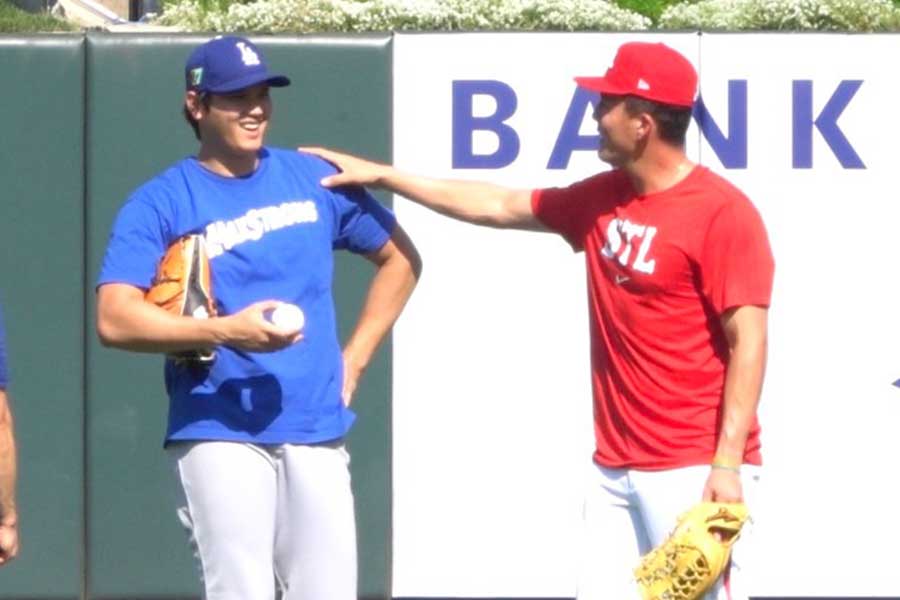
xmin=0 ymin=0 xmax=76 ymax=32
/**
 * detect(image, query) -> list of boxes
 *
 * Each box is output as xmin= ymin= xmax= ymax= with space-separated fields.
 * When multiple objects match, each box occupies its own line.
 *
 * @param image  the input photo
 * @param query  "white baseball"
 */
xmin=269 ymin=303 xmax=305 ymax=332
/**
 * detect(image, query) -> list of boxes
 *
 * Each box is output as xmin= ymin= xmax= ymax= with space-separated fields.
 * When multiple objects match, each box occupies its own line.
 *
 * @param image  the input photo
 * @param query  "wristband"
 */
xmin=710 ymin=462 xmax=741 ymax=473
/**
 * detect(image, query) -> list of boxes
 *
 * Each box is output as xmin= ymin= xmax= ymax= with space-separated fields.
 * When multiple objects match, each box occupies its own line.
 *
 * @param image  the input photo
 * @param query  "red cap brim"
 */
xmin=574 ymin=76 xmax=628 ymax=96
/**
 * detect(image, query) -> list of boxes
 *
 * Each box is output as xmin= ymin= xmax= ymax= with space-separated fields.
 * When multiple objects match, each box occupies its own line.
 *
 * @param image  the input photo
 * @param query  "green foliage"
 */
xmin=156 ymin=0 xmax=652 ymax=34
xmin=660 ymin=0 xmax=900 ymax=31
xmin=613 ymin=0 xmax=682 ymax=22
xmin=0 ymin=0 xmax=75 ymax=31
xmin=157 ymin=0 xmax=900 ymax=32
xmin=2 ymin=0 xmax=897 ymax=33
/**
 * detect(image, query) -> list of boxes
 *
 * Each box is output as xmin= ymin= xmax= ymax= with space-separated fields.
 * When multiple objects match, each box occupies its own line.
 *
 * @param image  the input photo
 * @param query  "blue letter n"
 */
xmin=693 ymin=80 xmax=748 ymax=169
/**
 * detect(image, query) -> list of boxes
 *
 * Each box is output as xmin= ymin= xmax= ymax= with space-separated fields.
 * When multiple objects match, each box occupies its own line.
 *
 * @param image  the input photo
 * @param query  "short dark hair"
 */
xmin=183 ymin=94 xmax=211 ymax=141
xmin=622 ymin=96 xmax=693 ymax=146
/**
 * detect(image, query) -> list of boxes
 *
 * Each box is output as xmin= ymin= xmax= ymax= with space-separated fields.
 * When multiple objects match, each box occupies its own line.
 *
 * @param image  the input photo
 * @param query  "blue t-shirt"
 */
xmin=98 ymin=147 xmax=396 ymax=444
xmin=0 ymin=305 xmax=7 ymax=390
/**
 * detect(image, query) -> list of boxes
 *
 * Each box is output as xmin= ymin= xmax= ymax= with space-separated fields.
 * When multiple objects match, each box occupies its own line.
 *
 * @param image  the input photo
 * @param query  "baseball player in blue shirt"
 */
xmin=96 ymin=36 xmax=421 ymax=600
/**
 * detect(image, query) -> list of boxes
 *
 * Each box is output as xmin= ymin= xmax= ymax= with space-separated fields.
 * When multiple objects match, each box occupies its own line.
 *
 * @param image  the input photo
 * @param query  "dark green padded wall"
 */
xmin=85 ymin=34 xmax=393 ymax=599
xmin=85 ymin=36 xmax=203 ymax=598
xmin=0 ymin=36 xmax=85 ymax=599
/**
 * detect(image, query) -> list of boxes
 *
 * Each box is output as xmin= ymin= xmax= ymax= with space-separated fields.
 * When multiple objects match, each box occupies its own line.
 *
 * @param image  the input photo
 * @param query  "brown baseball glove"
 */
xmin=634 ymin=501 xmax=749 ymax=600
xmin=145 ymin=233 xmax=217 ymax=366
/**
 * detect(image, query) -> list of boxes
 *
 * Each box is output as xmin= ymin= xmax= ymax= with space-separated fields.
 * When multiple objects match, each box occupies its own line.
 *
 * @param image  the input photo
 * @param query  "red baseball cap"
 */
xmin=575 ymin=42 xmax=697 ymax=108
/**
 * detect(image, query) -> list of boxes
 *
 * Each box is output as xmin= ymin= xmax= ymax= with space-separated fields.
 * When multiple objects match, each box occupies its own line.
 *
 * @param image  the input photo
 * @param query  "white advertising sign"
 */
xmin=392 ymin=32 xmax=900 ymax=598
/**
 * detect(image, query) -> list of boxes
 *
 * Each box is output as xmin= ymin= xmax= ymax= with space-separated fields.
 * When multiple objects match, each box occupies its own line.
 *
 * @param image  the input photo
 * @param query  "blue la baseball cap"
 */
xmin=185 ymin=36 xmax=291 ymax=94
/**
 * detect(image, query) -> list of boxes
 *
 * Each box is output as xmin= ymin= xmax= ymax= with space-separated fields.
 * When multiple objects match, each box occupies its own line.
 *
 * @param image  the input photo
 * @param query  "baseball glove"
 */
xmin=634 ymin=502 xmax=749 ymax=600
xmin=145 ymin=233 xmax=217 ymax=366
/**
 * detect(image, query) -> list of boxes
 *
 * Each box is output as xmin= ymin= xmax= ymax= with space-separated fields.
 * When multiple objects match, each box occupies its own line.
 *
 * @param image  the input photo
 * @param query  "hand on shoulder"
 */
xmin=298 ymin=146 xmax=389 ymax=189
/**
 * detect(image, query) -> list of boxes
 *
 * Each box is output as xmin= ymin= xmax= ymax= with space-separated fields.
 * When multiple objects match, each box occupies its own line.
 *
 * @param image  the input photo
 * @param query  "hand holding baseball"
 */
xmin=266 ymin=302 xmax=305 ymax=333
xmin=220 ymin=301 xmax=302 ymax=352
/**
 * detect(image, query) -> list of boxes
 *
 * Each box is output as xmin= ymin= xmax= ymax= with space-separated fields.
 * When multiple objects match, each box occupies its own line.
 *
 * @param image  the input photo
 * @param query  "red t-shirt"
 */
xmin=532 ymin=166 xmax=774 ymax=470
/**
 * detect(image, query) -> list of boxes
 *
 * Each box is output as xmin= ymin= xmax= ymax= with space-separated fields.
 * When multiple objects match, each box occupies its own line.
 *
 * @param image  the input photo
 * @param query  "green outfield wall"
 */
xmin=0 ymin=33 xmax=392 ymax=600
xmin=0 ymin=35 xmax=85 ymax=599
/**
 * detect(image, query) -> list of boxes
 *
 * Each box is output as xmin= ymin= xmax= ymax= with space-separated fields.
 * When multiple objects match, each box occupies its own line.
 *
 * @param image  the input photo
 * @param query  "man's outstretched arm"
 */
xmin=300 ymin=147 xmax=547 ymax=231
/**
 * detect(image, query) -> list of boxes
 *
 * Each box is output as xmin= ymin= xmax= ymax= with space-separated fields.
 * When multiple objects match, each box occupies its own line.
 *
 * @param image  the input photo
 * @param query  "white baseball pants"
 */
xmin=167 ymin=440 xmax=356 ymax=600
xmin=577 ymin=463 xmax=761 ymax=600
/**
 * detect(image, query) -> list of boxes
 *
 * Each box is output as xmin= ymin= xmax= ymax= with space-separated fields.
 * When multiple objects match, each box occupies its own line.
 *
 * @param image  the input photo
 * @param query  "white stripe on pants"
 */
xmin=577 ymin=463 xmax=761 ymax=600
xmin=167 ymin=440 xmax=357 ymax=600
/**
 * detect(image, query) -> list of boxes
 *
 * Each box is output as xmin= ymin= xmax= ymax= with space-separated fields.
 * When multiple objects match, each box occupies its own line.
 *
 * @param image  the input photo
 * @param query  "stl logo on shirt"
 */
xmin=236 ymin=42 xmax=261 ymax=66
xmin=601 ymin=218 xmax=658 ymax=275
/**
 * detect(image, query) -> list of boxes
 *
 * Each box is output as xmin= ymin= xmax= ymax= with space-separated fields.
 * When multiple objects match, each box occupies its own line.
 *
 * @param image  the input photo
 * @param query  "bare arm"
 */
xmin=0 ymin=389 xmax=18 ymax=565
xmin=703 ymin=305 xmax=768 ymax=503
xmin=96 ymin=283 xmax=301 ymax=354
xmin=300 ymin=147 xmax=546 ymax=231
xmin=341 ymin=226 xmax=422 ymax=405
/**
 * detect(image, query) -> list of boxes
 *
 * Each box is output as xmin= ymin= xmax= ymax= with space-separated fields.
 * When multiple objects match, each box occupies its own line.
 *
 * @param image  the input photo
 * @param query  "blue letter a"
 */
xmin=547 ymin=87 xmax=601 ymax=170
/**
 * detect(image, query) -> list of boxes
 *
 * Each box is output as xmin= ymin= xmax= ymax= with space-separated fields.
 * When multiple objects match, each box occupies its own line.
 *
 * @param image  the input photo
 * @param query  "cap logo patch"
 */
xmin=236 ymin=41 xmax=261 ymax=67
xmin=637 ymin=78 xmax=651 ymax=90
xmin=190 ymin=67 xmax=204 ymax=86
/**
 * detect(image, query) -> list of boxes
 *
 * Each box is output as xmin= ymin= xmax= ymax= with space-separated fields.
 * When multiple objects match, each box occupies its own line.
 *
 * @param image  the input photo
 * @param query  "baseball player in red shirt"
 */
xmin=303 ymin=41 xmax=774 ymax=600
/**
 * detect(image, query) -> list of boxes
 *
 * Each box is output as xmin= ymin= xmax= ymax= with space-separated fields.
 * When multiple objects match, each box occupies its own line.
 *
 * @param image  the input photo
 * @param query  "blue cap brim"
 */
xmin=206 ymin=72 xmax=291 ymax=94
